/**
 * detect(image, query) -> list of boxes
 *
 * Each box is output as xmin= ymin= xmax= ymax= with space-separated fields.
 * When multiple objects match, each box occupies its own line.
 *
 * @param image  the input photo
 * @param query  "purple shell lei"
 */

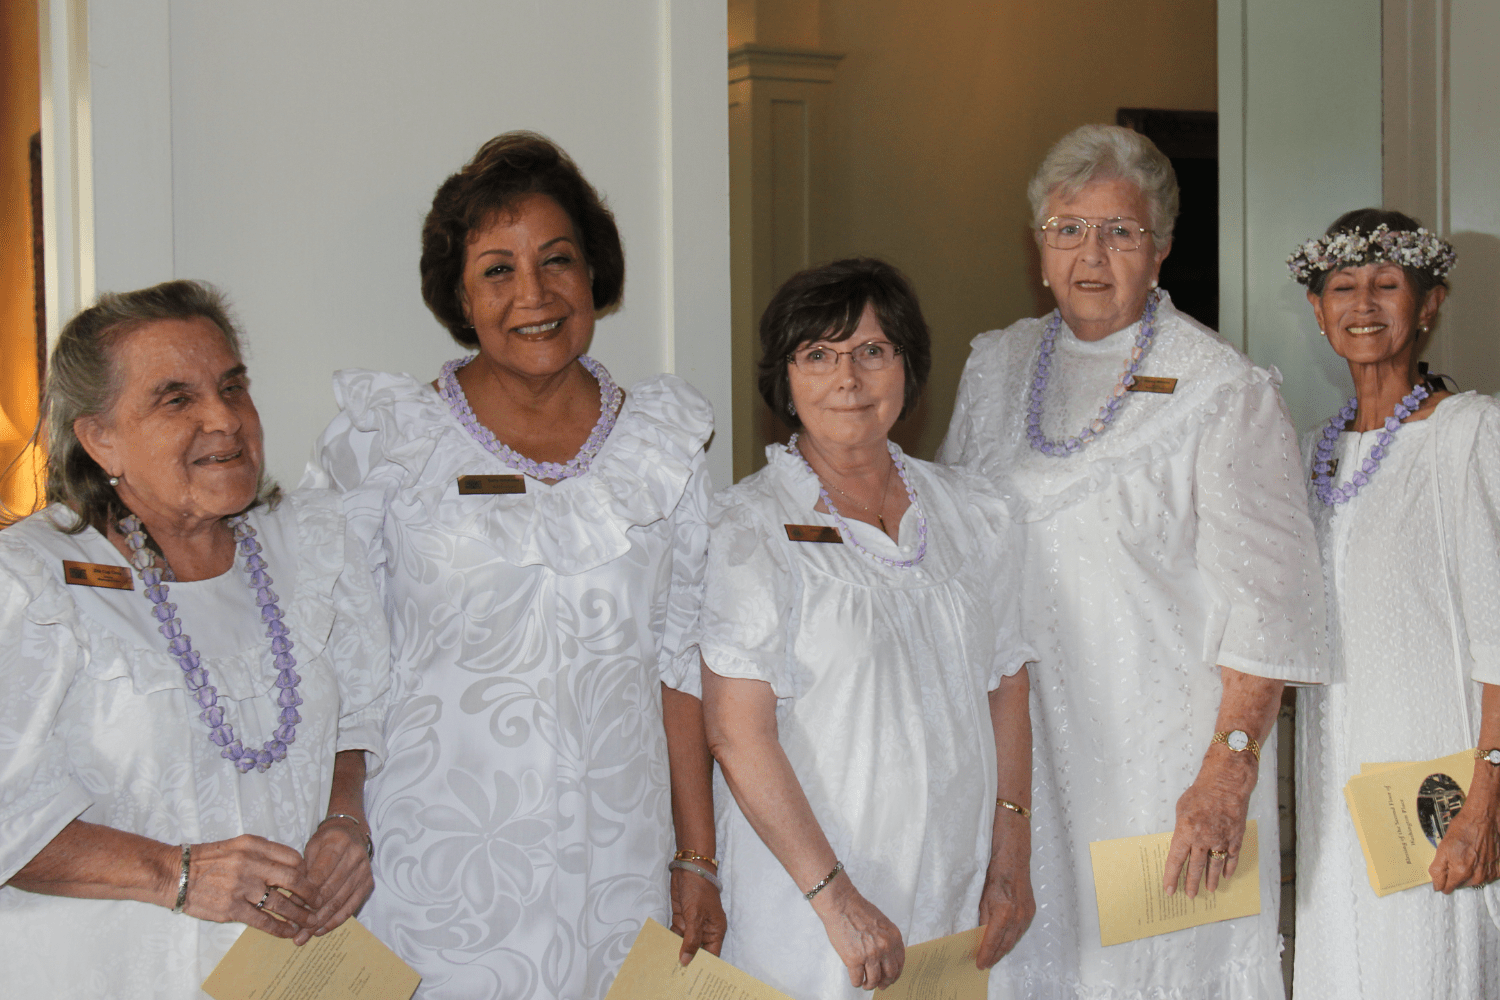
xmin=1027 ymin=290 xmax=1162 ymax=456
xmin=121 ymin=514 xmax=302 ymax=773
xmin=439 ymin=354 xmax=621 ymax=481
xmin=1312 ymin=382 xmax=1429 ymax=505
xmin=787 ymin=434 xmax=929 ymax=569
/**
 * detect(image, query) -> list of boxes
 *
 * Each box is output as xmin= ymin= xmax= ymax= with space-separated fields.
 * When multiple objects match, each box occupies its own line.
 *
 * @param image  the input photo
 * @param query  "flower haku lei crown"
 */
xmin=1287 ymin=224 xmax=1456 ymax=285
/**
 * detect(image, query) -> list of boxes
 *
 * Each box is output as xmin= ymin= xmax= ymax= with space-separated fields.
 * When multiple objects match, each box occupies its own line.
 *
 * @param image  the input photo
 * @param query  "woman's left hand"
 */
xmin=1431 ymin=793 xmax=1500 ymax=892
xmin=670 ymin=867 xmax=726 ymax=964
xmin=296 ymin=818 xmax=374 ymax=945
xmin=1163 ymin=754 xmax=1256 ymax=898
xmin=975 ymin=831 xmax=1035 ymax=969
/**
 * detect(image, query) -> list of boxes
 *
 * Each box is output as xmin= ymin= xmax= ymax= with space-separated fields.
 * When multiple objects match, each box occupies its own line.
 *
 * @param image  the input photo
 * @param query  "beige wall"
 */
xmin=0 ymin=0 xmax=42 ymax=517
xmin=810 ymin=0 xmax=1217 ymax=459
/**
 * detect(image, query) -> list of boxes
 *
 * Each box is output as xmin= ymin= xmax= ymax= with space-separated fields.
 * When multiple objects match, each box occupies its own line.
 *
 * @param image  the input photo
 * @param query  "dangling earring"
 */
xmin=1041 ymin=277 xmax=1050 ymax=288
xmin=787 ymin=401 xmax=797 ymax=417
xmin=108 ymin=475 xmax=120 ymax=486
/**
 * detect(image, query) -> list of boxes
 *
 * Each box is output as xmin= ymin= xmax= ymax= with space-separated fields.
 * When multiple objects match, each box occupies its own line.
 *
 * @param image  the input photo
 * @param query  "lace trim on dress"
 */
xmin=330 ymin=368 xmax=714 ymax=576
xmin=5 ymin=492 xmax=345 ymax=700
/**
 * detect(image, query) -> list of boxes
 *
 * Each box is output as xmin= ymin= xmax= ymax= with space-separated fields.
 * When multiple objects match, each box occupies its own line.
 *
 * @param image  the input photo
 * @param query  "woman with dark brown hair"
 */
xmin=305 ymin=133 xmax=722 ymax=999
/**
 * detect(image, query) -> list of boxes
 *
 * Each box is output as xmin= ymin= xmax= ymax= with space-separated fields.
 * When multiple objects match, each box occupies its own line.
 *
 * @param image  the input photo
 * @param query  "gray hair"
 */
xmin=45 ymin=279 xmax=278 ymax=534
xmin=1026 ymin=124 xmax=1180 ymax=247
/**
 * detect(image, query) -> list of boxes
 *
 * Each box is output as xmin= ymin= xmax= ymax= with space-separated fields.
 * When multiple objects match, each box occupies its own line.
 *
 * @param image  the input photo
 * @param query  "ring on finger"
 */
xmin=1209 ymin=849 xmax=1229 ymax=861
xmin=254 ymin=889 xmax=271 ymax=910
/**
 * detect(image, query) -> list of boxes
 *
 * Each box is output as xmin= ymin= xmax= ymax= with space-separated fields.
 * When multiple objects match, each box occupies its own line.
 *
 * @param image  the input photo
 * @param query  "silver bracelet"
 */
xmin=171 ymin=843 xmax=191 ymax=914
xmin=804 ymin=860 xmax=843 ymax=901
xmin=318 ymin=813 xmax=373 ymax=859
xmin=668 ymin=858 xmax=722 ymax=891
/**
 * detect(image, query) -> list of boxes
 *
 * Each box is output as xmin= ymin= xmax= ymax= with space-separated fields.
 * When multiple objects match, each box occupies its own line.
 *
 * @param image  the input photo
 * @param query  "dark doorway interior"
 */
xmin=1117 ymin=108 xmax=1218 ymax=332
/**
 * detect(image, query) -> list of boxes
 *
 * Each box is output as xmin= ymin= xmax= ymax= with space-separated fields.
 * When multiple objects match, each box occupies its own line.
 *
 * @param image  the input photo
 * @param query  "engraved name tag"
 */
xmin=1127 ymin=376 xmax=1178 ymax=394
xmin=62 ymin=560 xmax=133 ymax=590
xmin=457 ymin=474 xmax=527 ymax=495
xmin=784 ymin=524 xmax=843 ymax=544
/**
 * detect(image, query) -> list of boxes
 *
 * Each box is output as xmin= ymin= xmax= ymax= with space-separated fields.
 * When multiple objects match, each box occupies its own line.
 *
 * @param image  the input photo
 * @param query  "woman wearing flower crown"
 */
xmin=0 ymin=280 xmax=391 ymax=998
xmin=941 ymin=124 xmax=1327 ymax=999
xmin=1289 ymin=208 xmax=1500 ymax=998
xmin=304 ymin=133 xmax=722 ymax=999
xmin=697 ymin=258 xmax=1036 ymax=997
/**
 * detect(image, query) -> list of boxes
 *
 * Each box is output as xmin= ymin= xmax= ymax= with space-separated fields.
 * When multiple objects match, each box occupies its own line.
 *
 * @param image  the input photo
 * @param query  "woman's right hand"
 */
xmin=182 ymin=835 xmax=320 ymax=939
xmin=809 ymin=876 xmax=905 ymax=991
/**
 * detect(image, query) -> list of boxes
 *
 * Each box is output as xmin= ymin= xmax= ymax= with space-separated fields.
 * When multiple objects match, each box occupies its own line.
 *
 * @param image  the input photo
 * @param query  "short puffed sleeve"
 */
xmin=657 ymin=458 xmax=714 ymax=697
xmin=695 ymin=498 xmax=800 ymax=699
xmin=0 ymin=536 xmax=94 ymax=882
xmin=1193 ymin=376 xmax=1327 ymax=683
xmin=1451 ymin=400 xmax=1500 ymax=685
xmin=967 ymin=487 xmax=1037 ymax=689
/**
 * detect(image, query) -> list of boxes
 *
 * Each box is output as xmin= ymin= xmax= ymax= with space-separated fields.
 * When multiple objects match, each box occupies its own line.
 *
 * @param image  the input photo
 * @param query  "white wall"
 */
xmin=87 ymin=0 xmax=731 ymax=488
xmin=1219 ymin=0 xmax=1383 ymax=433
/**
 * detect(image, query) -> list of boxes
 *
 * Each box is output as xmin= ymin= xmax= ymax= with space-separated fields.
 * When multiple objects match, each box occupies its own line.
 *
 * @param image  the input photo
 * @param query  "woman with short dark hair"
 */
xmin=699 ymin=258 xmax=1035 ymax=996
xmin=1289 ymin=209 xmax=1500 ymax=999
xmin=0 ymin=280 xmax=390 ymax=998
xmin=305 ymin=132 xmax=722 ymax=999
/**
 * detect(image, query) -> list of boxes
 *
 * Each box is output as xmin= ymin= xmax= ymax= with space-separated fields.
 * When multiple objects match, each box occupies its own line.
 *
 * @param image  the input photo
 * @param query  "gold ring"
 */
xmin=1209 ymin=849 xmax=1229 ymax=860
xmin=255 ymin=889 xmax=271 ymax=910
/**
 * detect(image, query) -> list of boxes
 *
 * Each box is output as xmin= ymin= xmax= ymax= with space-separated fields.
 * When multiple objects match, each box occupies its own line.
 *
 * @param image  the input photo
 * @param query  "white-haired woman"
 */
xmin=1289 ymin=209 xmax=1500 ymax=999
xmin=941 ymin=124 xmax=1327 ymax=999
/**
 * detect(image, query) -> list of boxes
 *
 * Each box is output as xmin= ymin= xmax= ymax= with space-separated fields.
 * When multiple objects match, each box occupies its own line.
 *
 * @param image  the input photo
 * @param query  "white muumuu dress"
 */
xmin=0 ymin=490 xmax=390 ymax=999
xmin=941 ymin=293 xmax=1327 ymax=1000
xmin=695 ymin=443 xmax=1034 ymax=1000
xmin=1294 ymin=391 xmax=1500 ymax=1000
xmin=305 ymin=368 xmax=712 ymax=1000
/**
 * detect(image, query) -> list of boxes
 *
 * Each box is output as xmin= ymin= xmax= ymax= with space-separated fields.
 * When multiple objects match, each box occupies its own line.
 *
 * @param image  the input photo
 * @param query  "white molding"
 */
xmin=728 ymin=44 xmax=844 ymax=85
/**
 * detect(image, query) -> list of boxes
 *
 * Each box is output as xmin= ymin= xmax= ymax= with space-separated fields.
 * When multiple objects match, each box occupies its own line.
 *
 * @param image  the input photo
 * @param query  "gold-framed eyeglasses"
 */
xmin=1040 ymin=216 xmax=1151 ymax=252
xmin=787 ymin=340 xmax=903 ymax=376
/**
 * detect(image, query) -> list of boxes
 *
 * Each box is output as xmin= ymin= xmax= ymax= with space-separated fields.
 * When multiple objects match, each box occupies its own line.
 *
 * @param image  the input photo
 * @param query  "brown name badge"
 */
xmin=784 ymin=524 xmax=843 ymax=544
xmin=1127 ymin=376 xmax=1178 ymax=394
xmin=62 ymin=560 xmax=133 ymax=590
xmin=457 ymin=474 xmax=526 ymax=495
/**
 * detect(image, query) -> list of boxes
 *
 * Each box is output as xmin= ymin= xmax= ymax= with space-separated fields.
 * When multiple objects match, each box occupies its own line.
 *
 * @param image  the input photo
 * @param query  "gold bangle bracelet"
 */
xmin=673 ymin=848 xmax=718 ymax=868
xmin=996 ymin=798 xmax=1031 ymax=819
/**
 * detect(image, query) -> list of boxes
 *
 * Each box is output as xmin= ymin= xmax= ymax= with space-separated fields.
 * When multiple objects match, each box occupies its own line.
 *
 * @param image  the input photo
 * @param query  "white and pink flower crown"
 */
xmin=1287 ymin=224 xmax=1457 ymax=285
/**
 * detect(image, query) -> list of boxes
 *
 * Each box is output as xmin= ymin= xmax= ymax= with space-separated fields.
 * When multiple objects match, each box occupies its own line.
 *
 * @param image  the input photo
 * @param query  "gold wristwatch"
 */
xmin=1212 ymin=729 xmax=1261 ymax=763
xmin=1476 ymin=748 xmax=1500 ymax=766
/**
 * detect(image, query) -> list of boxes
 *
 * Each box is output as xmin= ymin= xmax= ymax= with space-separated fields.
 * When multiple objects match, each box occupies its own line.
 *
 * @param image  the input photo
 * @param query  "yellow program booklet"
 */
xmin=1088 ymin=821 xmax=1261 ymax=947
xmin=200 ymin=918 xmax=420 ymax=1000
xmin=1343 ymin=749 xmax=1475 ymax=896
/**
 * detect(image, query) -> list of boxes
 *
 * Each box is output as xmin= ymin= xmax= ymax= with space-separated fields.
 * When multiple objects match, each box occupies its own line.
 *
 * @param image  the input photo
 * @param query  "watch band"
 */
xmin=1476 ymin=748 xmax=1500 ymax=766
xmin=1211 ymin=729 xmax=1261 ymax=762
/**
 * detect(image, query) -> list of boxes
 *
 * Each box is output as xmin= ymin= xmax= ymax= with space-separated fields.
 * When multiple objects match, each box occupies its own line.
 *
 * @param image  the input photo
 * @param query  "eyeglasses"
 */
xmin=1039 ymin=216 xmax=1152 ymax=252
xmin=787 ymin=340 xmax=904 ymax=376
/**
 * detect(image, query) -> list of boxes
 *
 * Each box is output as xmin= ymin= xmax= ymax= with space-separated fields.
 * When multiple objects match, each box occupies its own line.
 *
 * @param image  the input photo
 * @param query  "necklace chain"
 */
xmin=439 ymin=354 xmax=622 ymax=480
xmin=1026 ymin=290 xmax=1161 ymax=456
xmin=787 ymin=435 xmax=928 ymax=569
xmin=1313 ymin=382 xmax=1429 ymax=506
xmin=822 ymin=463 xmax=895 ymax=529
xmin=120 ymin=513 xmax=302 ymax=773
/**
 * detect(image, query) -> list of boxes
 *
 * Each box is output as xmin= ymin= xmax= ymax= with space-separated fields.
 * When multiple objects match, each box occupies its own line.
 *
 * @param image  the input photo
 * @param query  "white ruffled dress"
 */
xmin=1294 ymin=392 xmax=1500 ymax=999
xmin=0 ymin=490 xmax=390 ymax=999
xmin=940 ymin=293 xmax=1327 ymax=1000
xmin=695 ymin=445 xmax=1034 ymax=1000
xmin=303 ymin=369 xmax=713 ymax=1000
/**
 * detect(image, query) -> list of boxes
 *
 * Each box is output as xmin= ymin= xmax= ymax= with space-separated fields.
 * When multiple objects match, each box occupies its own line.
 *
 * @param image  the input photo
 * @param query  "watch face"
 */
xmin=1227 ymin=730 xmax=1250 ymax=752
xmin=1484 ymin=750 xmax=1500 ymax=766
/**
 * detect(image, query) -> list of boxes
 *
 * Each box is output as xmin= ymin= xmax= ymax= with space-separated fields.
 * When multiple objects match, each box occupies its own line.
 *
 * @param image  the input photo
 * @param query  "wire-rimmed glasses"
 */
xmin=1039 ymin=216 xmax=1151 ymax=252
xmin=787 ymin=340 xmax=904 ymax=376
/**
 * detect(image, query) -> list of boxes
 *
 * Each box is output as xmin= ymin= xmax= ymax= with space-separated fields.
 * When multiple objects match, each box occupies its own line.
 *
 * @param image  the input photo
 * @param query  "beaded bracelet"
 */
xmin=996 ymin=798 xmax=1032 ymax=819
xmin=171 ymin=843 xmax=191 ymax=914
xmin=319 ymin=813 xmax=373 ymax=860
xmin=804 ymin=860 xmax=844 ymax=901
xmin=669 ymin=859 xmax=723 ymax=891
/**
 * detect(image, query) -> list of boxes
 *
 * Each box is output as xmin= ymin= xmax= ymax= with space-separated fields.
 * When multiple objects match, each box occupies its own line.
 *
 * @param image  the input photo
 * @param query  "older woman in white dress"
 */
xmin=940 ymin=124 xmax=1327 ymax=999
xmin=1289 ymin=209 xmax=1500 ymax=998
xmin=0 ymin=281 xmax=389 ymax=998
xmin=305 ymin=133 xmax=721 ymax=999
xmin=699 ymin=258 xmax=1036 ymax=998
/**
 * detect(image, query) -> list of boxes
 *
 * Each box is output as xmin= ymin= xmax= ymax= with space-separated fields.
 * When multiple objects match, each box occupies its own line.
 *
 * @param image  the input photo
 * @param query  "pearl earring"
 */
xmin=1318 ymin=329 xmax=1326 ymax=337
xmin=1041 ymin=277 xmax=1050 ymax=288
xmin=108 ymin=476 xmax=120 ymax=486
xmin=1151 ymin=278 xmax=1159 ymax=289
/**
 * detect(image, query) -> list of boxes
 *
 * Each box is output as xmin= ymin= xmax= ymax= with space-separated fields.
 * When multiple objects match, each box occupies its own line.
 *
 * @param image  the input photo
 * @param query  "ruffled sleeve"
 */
xmin=657 ymin=457 xmax=713 ymax=697
xmin=1193 ymin=376 xmax=1328 ymax=683
xmin=962 ymin=479 xmax=1037 ymax=688
xmin=0 ymin=531 xmax=95 ymax=882
xmin=696 ymin=494 xmax=801 ymax=700
xmin=1445 ymin=397 xmax=1500 ymax=685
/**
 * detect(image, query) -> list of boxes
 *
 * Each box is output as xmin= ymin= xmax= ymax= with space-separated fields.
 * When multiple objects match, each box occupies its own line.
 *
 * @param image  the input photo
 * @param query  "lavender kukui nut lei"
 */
xmin=1313 ymin=382 xmax=1429 ymax=506
xmin=439 ymin=354 xmax=621 ymax=481
xmin=1027 ymin=289 xmax=1162 ymax=456
xmin=788 ymin=434 xmax=929 ymax=569
xmin=121 ymin=514 xmax=302 ymax=773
